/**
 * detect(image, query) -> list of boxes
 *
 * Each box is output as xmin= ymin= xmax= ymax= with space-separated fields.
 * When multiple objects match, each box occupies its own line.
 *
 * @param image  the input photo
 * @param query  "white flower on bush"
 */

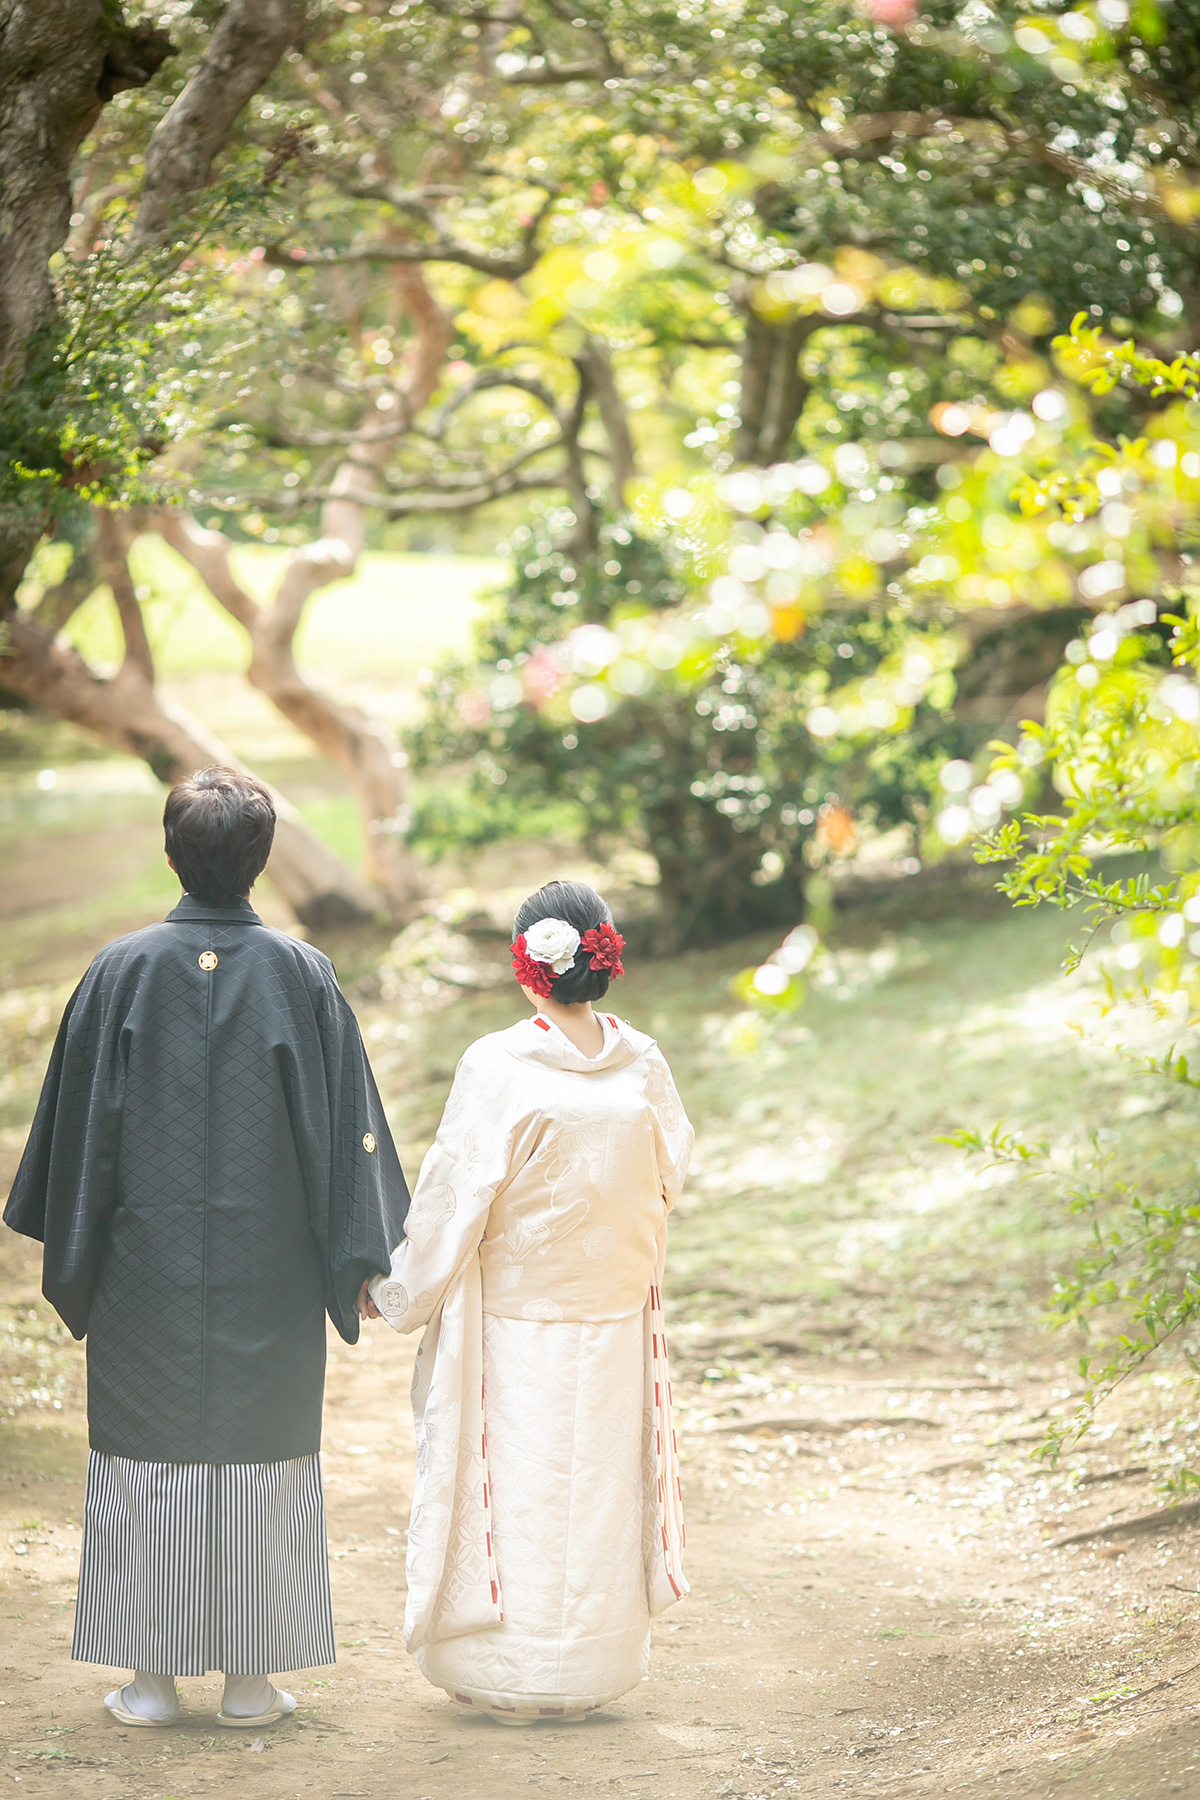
xmin=523 ymin=917 xmax=581 ymax=973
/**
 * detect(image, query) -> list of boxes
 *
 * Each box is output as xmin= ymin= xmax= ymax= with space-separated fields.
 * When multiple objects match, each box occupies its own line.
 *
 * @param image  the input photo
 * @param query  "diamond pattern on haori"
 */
xmin=5 ymin=897 xmax=409 ymax=1464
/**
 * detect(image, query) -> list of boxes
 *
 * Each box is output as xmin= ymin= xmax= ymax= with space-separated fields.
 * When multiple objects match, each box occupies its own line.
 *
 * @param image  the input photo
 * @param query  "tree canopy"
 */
xmin=3 ymin=0 xmax=1200 ymax=937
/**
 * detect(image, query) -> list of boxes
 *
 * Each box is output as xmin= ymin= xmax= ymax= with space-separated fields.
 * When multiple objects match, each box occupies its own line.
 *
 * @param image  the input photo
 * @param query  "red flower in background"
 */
xmin=523 ymin=647 xmax=565 ymax=706
xmin=580 ymin=923 xmax=626 ymax=978
xmin=861 ymin=0 xmax=916 ymax=23
xmin=511 ymin=935 xmax=555 ymax=996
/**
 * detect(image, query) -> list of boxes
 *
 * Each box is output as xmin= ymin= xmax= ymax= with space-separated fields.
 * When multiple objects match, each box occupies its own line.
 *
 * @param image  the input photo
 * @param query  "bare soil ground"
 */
xmin=4 ymin=1209 xmax=1200 ymax=1800
xmin=5 ymin=775 xmax=1200 ymax=1799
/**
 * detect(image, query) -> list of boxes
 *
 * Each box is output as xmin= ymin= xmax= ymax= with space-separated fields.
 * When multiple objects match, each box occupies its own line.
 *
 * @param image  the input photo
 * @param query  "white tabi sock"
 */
xmin=115 ymin=1671 xmax=179 ymax=1721
xmin=220 ymin=1673 xmax=296 ymax=1718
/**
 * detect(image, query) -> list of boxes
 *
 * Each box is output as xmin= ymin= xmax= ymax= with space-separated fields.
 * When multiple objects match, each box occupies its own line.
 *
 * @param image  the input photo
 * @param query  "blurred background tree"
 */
xmin=4 ymin=0 xmax=1200 ymax=944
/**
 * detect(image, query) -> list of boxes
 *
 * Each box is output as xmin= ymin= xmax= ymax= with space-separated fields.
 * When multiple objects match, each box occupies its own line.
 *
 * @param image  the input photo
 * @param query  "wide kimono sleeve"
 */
xmin=3 ymin=960 xmax=131 ymax=1339
xmin=644 ymin=1046 xmax=695 ymax=1212
xmin=369 ymin=1041 xmax=531 ymax=1335
xmin=310 ymin=976 xmax=411 ymax=1343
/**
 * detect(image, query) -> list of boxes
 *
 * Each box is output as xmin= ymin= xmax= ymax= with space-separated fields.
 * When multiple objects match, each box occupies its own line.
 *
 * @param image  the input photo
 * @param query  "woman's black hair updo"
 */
xmin=513 ymin=879 xmax=615 ymax=1005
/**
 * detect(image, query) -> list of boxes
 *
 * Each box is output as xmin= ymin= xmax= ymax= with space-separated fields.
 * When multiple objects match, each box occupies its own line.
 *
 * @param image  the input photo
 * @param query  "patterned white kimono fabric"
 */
xmin=371 ymin=1011 xmax=694 ymax=1721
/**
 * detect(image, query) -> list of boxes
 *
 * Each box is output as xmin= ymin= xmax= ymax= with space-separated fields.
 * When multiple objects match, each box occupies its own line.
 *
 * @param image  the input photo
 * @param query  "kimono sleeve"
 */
xmin=369 ymin=1043 xmax=529 ymax=1335
xmin=644 ymin=1047 xmax=694 ymax=1212
xmin=3 ymin=964 xmax=128 ymax=1339
xmin=316 ymin=979 xmax=411 ymax=1343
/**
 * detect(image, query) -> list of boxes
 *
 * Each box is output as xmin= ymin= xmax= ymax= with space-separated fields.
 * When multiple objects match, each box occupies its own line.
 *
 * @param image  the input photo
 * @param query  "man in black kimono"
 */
xmin=4 ymin=770 xmax=409 ymax=1728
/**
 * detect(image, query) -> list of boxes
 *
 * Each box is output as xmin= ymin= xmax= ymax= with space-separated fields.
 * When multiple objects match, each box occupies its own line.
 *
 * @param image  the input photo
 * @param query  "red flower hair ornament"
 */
xmin=510 ymin=934 xmax=556 ymax=997
xmin=580 ymin=922 xmax=626 ymax=977
xmin=511 ymin=916 xmax=626 ymax=993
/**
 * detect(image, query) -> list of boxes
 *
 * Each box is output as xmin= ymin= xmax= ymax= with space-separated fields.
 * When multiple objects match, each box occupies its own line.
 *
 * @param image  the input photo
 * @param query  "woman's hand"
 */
xmin=357 ymin=1278 xmax=382 ymax=1321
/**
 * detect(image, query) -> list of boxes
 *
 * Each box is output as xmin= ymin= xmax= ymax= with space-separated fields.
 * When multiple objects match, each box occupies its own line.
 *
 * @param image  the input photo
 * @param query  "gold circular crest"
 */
xmin=362 ymin=1132 xmax=377 ymax=1154
xmin=198 ymin=951 xmax=219 ymax=971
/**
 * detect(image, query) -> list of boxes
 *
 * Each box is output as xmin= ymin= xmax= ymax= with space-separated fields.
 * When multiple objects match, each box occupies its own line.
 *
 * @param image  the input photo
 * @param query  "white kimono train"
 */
xmin=370 ymin=1011 xmax=694 ymax=1721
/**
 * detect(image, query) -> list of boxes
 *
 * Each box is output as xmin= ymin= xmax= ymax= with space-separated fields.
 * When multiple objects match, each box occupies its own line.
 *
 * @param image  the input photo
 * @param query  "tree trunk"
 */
xmin=1 ymin=0 xmax=305 ymax=613
xmin=646 ymin=796 xmax=777 ymax=953
xmin=734 ymin=310 xmax=821 ymax=466
xmin=0 ymin=0 xmax=170 ymax=384
xmin=615 ymin=699 xmax=788 ymax=952
xmin=156 ymin=510 xmax=424 ymax=916
xmin=581 ymin=337 xmax=637 ymax=500
xmin=0 ymin=542 xmax=378 ymax=929
xmin=0 ymin=0 xmax=172 ymax=604
xmin=563 ymin=357 xmax=600 ymax=556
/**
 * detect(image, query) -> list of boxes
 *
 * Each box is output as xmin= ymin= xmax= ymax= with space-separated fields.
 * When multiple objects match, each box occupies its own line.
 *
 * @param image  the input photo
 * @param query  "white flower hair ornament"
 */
xmin=511 ymin=916 xmax=626 ymax=996
xmin=521 ymin=917 xmax=581 ymax=973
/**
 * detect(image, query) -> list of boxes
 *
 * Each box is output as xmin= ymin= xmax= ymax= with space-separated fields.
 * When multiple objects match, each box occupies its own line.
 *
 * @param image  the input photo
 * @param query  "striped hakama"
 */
xmin=72 ymin=1452 xmax=336 ymax=1675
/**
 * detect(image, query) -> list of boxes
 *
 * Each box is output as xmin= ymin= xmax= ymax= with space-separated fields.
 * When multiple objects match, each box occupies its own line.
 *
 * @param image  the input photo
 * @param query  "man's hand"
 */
xmin=357 ymin=1278 xmax=381 ymax=1321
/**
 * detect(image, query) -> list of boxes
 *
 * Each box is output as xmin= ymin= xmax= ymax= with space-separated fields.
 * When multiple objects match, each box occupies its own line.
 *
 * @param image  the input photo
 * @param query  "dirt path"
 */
xmin=4 ymin=1224 xmax=1200 ymax=1800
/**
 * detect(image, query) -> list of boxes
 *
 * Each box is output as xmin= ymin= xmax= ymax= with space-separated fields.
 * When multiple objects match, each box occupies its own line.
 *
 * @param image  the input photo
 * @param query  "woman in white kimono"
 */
xmin=367 ymin=880 xmax=693 ymax=1724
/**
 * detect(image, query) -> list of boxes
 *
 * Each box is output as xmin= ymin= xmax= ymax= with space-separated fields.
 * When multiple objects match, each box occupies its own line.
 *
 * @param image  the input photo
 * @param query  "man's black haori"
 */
xmin=4 ymin=894 xmax=410 ymax=1464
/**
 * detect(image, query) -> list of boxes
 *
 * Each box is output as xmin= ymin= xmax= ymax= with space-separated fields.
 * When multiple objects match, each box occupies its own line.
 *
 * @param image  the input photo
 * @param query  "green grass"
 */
xmin=358 ymin=883 xmax=1193 ymax=1371
xmin=296 ymin=794 xmax=366 ymax=872
xmin=59 ymin=538 xmax=507 ymax=679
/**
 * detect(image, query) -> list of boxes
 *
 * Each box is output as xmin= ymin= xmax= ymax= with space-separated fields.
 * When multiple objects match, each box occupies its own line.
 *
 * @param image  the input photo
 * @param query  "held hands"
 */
xmin=357 ymin=1278 xmax=382 ymax=1321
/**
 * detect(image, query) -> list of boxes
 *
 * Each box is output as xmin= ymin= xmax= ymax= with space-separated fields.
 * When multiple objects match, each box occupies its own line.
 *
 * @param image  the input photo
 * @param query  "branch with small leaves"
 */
xmin=952 ymin=1120 xmax=1200 ymax=1483
xmin=265 ymin=184 xmax=558 ymax=282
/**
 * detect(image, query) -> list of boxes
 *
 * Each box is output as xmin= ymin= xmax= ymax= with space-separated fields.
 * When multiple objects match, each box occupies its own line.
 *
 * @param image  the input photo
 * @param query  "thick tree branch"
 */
xmin=96 ymin=508 xmax=155 ymax=682
xmin=0 ymin=605 xmax=376 ymax=925
xmin=257 ymin=417 xmax=415 ymax=450
xmin=160 ymin=265 xmax=456 ymax=915
xmin=266 ymin=238 xmax=539 ymax=280
xmin=427 ymin=368 xmax=562 ymax=437
xmin=244 ymin=466 xmax=563 ymax=516
xmin=502 ymin=59 xmax=607 ymax=83
xmin=562 ymin=359 xmax=598 ymax=556
xmin=814 ymin=108 xmax=1177 ymax=227
xmin=0 ymin=0 xmax=171 ymax=383
xmin=268 ymin=181 xmax=557 ymax=282
xmin=155 ymin=513 xmax=260 ymax=630
xmin=32 ymin=524 xmax=98 ymax=632
xmin=157 ymin=500 xmax=427 ymax=915
xmin=735 ymin=309 xmax=823 ymax=466
xmin=131 ymin=0 xmax=307 ymax=245
xmin=462 ymin=0 xmax=619 ymax=81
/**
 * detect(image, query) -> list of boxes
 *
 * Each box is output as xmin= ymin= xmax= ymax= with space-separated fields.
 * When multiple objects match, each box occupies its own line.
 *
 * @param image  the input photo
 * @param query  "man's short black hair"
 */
xmin=163 ymin=769 xmax=276 ymax=907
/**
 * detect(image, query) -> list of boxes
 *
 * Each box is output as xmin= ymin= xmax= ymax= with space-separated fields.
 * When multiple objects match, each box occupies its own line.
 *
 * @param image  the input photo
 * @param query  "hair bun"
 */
xmin=511 ymin=879 xmax=623 ymax=1004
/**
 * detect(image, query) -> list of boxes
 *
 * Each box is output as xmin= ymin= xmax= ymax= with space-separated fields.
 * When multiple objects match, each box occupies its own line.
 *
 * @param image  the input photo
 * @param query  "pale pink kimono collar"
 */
xmin=502 ymin=1011 xmax=654 ymax=1074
